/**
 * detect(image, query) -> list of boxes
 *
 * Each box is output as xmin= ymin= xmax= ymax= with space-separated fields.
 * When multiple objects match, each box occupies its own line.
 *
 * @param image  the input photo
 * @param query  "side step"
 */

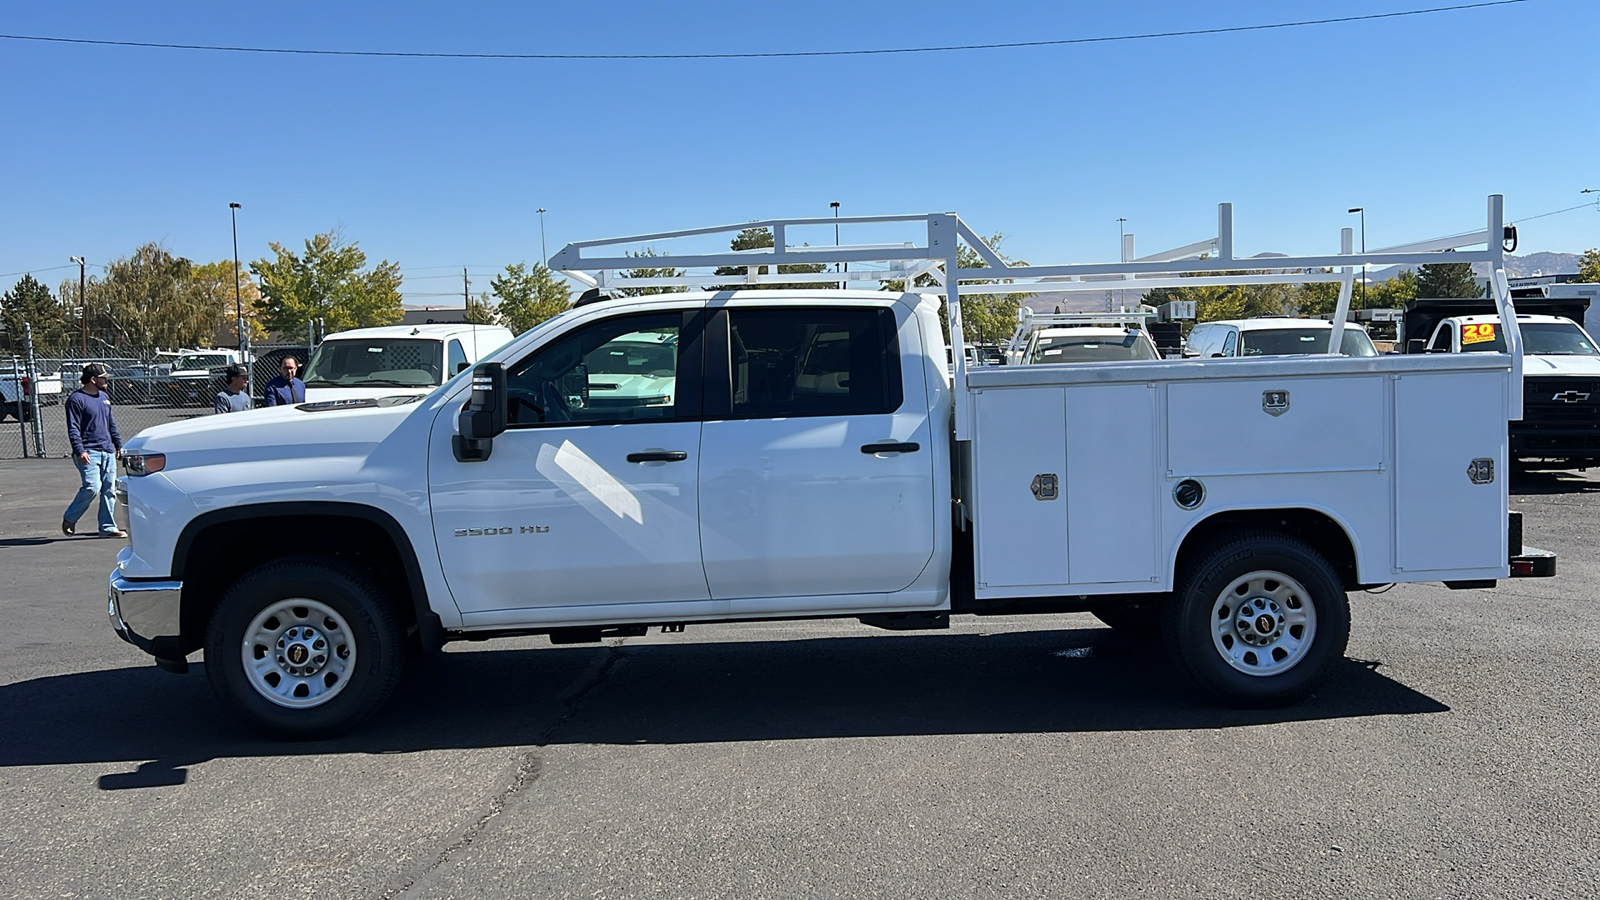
xmin=858 ymin=611 xmax=949 ymax=631
xmin=548 ymin=624 xmax=649 ymax=644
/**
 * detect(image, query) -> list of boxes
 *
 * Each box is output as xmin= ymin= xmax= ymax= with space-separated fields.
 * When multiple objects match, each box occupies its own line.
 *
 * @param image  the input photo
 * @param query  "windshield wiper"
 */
xmin=346 ymin=379 xmax=426 ymax=387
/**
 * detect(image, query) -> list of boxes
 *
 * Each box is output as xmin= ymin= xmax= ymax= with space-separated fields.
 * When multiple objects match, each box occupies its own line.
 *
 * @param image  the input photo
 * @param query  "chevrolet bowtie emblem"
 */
xmin=1553 ymin=391 xmax=1591 ymax=403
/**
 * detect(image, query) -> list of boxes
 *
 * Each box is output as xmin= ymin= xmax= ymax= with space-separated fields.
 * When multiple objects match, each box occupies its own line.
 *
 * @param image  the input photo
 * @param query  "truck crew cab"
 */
xmin=108 ymin=197 xmax=1556 ymax=738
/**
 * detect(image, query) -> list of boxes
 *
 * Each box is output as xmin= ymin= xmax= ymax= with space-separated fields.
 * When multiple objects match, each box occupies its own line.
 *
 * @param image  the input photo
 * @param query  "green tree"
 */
xmin=463 ymin=294 xmax=498 ymax=325
xmin=1144 ymin=261 xmax=1295 ymax=324
xmin=1578 ymin=249 xmax=1600 ymax=282
xmin=1414 ymin=261 xmax=1482 ymax=298
xmin=712 ymin=227 xmax=833 ymax=290
xmin=190 ymin=260 xmax=266 ymax=344
xmin=1367 ymin=271 xmax=1418 ymax=308
xmin=251 ymin=232 xmax=403 ymax=336
xmin=613 ymin=248 xmax=687 ymax=298
xmin=1 ymin=274 xmax=69 ymax=353
xmin=490 ymin=262 xmax=571 ymax=334
xmin=92 ymin=244 xmax=222 ymax=352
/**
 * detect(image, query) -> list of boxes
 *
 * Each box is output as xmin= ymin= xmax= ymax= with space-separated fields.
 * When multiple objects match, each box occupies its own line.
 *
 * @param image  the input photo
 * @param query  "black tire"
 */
xmin=1161 ymin=531 xmax=1350 ymax=707
xmin=0 ymin=401 xmax=11 ymax=422
xmin=1089 ymin=595 xmax=1163 ymax=636
xmin=204 ymin=556 xmax=406 ymax=739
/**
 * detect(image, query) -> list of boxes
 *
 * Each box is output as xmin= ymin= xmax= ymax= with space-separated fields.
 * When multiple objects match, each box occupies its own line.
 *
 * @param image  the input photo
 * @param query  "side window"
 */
xmin=1429 ymin=324 xmax=1454 ymax=352
xmin=505 ymin=312 xmax=684 ymax=427
xmin=1220 ymin=330 xmax=1238 ymax=357
xmin=447 ymin=340 xmax=468 ymax=376
xmin=724 ymin=308 xmax=900 ymax=418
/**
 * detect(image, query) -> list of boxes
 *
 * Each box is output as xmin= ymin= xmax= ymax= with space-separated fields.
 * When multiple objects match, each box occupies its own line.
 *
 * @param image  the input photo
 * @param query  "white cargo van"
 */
xmin=302 ymin=324 xmax=513 ymax=403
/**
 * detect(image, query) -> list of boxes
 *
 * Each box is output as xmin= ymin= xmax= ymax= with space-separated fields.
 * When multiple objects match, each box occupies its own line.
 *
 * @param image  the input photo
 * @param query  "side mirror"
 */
xmin=456 ymin=361 xmax=470 ymax=375
xmin=1210 ymin=352 xmax=1225 ymax=358
xmin=1406 ymin=339 xmax=1427 ymax=355
xmin=454 ymin=363 xmax=506 ymax=462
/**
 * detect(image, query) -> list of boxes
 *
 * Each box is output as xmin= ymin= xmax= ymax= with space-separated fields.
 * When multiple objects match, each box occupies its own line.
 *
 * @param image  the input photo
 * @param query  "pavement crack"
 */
xmin=377 ymin=646 xmax=624 ymax=898
xmin=378 ymin=750 xmax=542 ymax=900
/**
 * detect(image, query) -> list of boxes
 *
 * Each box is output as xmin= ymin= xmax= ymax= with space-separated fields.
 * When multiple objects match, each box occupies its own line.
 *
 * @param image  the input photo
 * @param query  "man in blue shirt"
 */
xmin=62 ymin=363 xmax=126 ymax=538
xmin=262 ymin=356 xmax=305 ymax=406
xmin=214 ymin=364 xmax=251 ymax=414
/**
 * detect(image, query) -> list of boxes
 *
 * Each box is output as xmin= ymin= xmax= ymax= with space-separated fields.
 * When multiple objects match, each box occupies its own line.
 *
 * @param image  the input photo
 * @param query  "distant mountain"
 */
xmin=1360 ymin=252 xmax=1582 ymax=283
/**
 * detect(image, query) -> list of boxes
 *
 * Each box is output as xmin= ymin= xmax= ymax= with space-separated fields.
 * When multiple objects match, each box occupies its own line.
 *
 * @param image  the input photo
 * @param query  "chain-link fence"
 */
xmin=0 ymin=342 xmax=315 ymax=459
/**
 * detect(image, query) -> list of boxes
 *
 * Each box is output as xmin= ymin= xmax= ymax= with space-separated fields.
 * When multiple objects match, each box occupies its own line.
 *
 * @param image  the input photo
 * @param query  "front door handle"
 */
xmin=627 ymin=450 xmax=689 ymax=463
xmin=860 ymin=441 xmax=921 ymax=455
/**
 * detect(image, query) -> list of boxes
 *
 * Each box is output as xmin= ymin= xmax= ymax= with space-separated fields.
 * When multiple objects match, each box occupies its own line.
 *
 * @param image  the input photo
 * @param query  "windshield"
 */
xmin=303 ymin=338 xmax=445 ymax=388
xmin=1240 ymin=328 xmax=1377 ymax=357
xmin=1030 ymin=332 xmax=1158 ymax=363
xmin=1459 ymin=321 xmax=1600 ymax=356
xmin=584 ymin=334 xmax=677 ymax=376
xmin=169 ymin=354 xmax=229 ymax=371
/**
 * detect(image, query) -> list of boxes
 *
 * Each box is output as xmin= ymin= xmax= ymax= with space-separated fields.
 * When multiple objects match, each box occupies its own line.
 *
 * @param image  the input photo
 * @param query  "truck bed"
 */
xmin=965 ymin=352 xmax=1512 ymax=597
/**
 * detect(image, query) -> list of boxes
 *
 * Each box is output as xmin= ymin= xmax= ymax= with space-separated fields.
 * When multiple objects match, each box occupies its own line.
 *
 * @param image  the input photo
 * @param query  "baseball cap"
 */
xmin=80 ymin=362 xmax=110 ymax=383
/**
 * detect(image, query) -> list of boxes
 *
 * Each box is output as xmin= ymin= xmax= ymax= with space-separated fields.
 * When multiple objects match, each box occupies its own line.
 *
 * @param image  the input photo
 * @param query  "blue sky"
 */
xmin=2 ymin=0 xmax=1596 ymax=305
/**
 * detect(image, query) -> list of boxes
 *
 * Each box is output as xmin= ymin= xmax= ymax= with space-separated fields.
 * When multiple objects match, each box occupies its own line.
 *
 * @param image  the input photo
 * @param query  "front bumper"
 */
xmin=108 ymin=546 xmax=188 ymax=672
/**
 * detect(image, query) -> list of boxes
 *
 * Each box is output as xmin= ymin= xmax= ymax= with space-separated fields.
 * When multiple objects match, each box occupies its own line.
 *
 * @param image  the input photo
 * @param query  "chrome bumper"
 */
xmin=108 ymin=546 xmax=188 ymax=672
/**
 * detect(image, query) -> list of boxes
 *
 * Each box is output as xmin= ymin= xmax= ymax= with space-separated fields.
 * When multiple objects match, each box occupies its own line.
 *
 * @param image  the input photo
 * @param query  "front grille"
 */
xmin=1524 ymin=378 xmax=1600 ymax=427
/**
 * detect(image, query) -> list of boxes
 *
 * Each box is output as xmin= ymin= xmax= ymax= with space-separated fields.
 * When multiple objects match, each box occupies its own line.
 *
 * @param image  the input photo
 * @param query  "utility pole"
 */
xmin=69 ymin=256 xmax=86 ymax=353
xmin=537 ymin=208 xmax=548 ymax=264
xmin=463 ymin=267 xmax=471 ymax=318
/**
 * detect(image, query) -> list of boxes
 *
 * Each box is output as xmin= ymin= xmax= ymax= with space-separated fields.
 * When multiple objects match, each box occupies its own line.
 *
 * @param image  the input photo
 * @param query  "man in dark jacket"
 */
xmin=262 ymin=356 xmax=305 ymax=406
xmin=62 ymin=363 xmax=126 ymax=538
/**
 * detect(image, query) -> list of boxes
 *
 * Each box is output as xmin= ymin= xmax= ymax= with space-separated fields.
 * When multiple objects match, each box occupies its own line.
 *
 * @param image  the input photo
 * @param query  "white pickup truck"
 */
xmin=1415 ymin=313 xmax=1600 ymax=467
xmin=108 ymin=198 xmax=1555 ymax=737
xmin=0 ymin=363 xmax=63 ymax=422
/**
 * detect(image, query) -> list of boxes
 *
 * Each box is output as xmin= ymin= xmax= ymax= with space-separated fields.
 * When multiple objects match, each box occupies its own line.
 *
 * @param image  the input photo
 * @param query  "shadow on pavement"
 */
xmin=0 ymin=628 xmax=1448 ymax=788
xmin=1511 ymin=467 xmax=1600 ymax=495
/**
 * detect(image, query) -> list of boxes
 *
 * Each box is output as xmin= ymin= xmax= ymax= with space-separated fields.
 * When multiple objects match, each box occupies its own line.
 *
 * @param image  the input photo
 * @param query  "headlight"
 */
xmin=122 ymin=452 xmax=166 ymax=476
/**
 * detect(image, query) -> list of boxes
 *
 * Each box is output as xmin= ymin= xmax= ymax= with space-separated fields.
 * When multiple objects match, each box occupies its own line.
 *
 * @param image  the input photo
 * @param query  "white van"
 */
xmin=303 ymin=324 xmax=514 ymax=403
xmin=1185 ymin=318 xmax=1378 ymax=359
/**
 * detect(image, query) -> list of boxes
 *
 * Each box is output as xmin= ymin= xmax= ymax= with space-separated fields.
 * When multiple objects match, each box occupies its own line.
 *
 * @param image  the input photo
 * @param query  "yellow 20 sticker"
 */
xmin=1462 ymin=323 xmax=1497 ymax=345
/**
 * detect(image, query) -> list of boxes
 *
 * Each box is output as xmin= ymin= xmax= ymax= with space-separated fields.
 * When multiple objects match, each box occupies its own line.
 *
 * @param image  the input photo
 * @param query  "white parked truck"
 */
xmin=1414 ymin=312 xmax=1600 ymax=466
xmin=0 ymin=363 xmax=62 ymax=421
xmin=108 ymin=196 xmax=1555 ymax=737
xmin=302 ymin=323 xmax=514 ymax=403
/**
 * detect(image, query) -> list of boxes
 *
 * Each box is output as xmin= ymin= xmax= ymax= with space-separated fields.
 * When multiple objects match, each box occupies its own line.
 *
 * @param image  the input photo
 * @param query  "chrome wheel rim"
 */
xmin=240 ymin=599 xmax=356 ymax=708
xmin=1210 ymin=570 xmax=1317 ymax=677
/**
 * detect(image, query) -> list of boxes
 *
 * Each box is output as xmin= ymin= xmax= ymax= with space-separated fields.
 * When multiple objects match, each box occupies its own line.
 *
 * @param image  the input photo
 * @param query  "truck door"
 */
xmin=429 ymin=309 xmax=711 ymax=616
xmin=698 ymin=305 xmax=937 ymax=599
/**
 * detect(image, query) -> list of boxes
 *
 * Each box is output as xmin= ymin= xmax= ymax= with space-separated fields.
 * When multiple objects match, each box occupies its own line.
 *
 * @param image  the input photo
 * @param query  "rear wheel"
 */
xmin=1162 ymin=532 xmax=1349 ymax=707
xmin=204 ymin=557 xmax=405 ymax=739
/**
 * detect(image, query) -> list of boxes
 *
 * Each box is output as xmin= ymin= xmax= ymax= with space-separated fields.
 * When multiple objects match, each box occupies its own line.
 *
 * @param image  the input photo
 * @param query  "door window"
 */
xmin=1429 ymin=324 xmax=1455 ymax=352
xmin=719 ymin=308 xmax=901 ymax=418
xmin=1220 ymin=330 xmax=1238 ymax=356
xmin=447 ymin=340 xmax=468 ymax=376
xmin=505 ymin=312 xmax=690 ymax=427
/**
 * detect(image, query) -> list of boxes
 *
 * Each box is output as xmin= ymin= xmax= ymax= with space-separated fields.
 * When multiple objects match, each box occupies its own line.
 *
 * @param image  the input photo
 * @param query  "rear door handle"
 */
xmin=860 ymin=441 xmax=921 ymax=454
xmin=627 ymin=450 xmax=689 ymax=463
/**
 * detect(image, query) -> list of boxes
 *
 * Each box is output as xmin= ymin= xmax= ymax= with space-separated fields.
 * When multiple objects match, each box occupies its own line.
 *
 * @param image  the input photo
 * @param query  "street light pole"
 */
xmin=536 ymin=208 xmax=548 ymax=264
xmin=830 ymin=201 xmax=842 ymax=281
xmin=1348 ymin=207 xmax=1366 ymax=308
xmin=68 ymin=256 xmax=86 ymax=353
xmin=229 ymin=203 xmax=244 ymax=351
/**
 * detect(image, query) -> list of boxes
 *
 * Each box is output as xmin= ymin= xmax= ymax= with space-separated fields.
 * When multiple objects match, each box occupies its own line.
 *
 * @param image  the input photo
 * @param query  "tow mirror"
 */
xmin=454 ymin=362 xmax=507 ymax=462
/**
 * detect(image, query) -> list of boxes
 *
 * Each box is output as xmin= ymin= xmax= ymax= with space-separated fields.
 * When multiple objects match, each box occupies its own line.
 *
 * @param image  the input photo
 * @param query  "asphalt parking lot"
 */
xmin=1 ymin=457 xmax=1596 ymax=899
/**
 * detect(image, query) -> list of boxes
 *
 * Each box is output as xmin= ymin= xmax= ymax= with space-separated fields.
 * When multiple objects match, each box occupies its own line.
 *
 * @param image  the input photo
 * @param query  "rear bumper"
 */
xmin=1509 ymin=547 xmax=1556 ymax=578
xmin=108 ymin=547 xmax=188 ymax=672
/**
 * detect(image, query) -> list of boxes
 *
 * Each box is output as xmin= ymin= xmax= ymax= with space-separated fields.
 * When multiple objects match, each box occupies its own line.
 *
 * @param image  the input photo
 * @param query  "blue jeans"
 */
xmin=65 ymin=450 xmax=118 ymax=534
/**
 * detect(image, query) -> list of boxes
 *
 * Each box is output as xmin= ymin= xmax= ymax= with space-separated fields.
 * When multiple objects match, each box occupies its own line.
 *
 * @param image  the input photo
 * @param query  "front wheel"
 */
xmin=1162 ymin=532 xmax=1350 ymax=707
xmin=204 ymin=557 xmax=405 ymax=739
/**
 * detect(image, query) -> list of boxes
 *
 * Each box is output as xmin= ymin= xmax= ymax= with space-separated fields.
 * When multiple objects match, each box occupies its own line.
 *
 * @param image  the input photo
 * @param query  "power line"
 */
xmin=0 ymin=2 xmax=1529 ymax=61
xmin=1510 ymin=200 xmax=1600 ymax=224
